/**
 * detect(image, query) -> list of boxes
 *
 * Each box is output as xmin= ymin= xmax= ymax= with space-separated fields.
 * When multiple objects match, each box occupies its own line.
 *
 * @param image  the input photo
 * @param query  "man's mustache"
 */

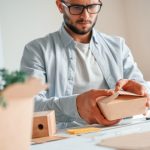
xmin=76 ymin=19 xmax=92 ymax=24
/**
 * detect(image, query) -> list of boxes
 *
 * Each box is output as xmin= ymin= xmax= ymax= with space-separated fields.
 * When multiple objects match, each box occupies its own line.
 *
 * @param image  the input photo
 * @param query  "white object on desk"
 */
xmin=99 ymin=131 xmax=150 ymax=150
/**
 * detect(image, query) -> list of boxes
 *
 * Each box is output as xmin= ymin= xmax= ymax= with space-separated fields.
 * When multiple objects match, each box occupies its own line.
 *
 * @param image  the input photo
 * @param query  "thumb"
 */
xmin=115 ymin=79 xmax=128 ymax=91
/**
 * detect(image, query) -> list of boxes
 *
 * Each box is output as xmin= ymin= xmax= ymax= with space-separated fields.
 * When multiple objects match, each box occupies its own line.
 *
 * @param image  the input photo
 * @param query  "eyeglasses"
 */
xmin=61 ymin=1 xmax=102 ymax=15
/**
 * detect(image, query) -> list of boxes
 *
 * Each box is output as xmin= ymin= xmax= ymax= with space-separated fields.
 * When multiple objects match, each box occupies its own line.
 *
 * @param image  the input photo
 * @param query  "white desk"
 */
xmin=31 ymin=117 xmax=150 ymax=150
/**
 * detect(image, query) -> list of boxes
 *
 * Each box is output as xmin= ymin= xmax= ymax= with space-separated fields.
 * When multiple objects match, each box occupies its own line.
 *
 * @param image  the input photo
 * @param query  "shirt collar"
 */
xmin=59 ymin=23 xmax=74 ymax=48
xmin=92 ymin=28 xmax=99 ymax=44
xmin=59 ymin=23 xmax=99 ymax=47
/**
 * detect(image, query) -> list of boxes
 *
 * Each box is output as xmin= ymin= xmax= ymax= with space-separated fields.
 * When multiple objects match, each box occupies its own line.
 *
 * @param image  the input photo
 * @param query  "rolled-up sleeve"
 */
xmin=34 ymin=92 xmax=83 ymax=123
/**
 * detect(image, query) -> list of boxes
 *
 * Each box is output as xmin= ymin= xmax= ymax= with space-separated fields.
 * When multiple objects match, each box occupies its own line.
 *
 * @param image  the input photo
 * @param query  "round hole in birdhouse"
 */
xmin=38 ymin=124 xmax=44 ymax=130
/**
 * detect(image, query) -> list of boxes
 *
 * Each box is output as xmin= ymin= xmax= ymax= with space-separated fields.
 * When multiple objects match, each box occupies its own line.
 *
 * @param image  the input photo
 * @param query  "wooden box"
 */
xmin=32 ymin=111 xmax=56 ymax=139
xmin=0 ymin=78 xmax=47 ymax=150
xmin=97 ymin=91 xmax=147 ymax=121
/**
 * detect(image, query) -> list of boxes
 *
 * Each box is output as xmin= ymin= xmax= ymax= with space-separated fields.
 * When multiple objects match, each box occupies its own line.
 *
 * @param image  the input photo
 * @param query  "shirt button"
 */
xmin=68 ymin=77 xmax=73 ymax=81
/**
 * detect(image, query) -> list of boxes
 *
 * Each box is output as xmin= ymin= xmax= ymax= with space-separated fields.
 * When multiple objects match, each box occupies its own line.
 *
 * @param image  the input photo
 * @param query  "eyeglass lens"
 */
xmin=70 ymin=4 xmax=101 ymax=15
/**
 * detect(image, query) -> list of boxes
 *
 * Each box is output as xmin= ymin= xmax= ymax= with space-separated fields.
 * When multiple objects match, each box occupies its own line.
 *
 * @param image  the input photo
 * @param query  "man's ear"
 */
xmin=56 ymin=0 xmax=64 ymax=13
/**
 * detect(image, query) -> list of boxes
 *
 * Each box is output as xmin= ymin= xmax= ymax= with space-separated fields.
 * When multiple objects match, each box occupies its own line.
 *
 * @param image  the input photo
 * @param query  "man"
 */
xmin=21 ymin=0 xmax=150 ymax=127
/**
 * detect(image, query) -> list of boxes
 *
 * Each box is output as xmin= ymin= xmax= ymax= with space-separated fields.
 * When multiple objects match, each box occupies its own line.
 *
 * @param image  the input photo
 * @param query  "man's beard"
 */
xmin=63 ymin=14 xmax=97 ymax=35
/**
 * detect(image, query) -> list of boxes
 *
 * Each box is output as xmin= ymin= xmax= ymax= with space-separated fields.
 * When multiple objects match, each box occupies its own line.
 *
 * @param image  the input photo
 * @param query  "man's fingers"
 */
xmin=130 ymin=84 xmax=146 ymax=96
xmin=90 ymin=89 xmax=114 ymax=99
xmin=115 ymin=79 xmax=128 ymax=91
xmin=96 ymin=115 xmax=120 ymax=126
xmin=115 ymin=79 xmax=146 ymax=96
xmin=136 ymin=87 xmax=145 ymax=96
xmin=94 ymin=106 xmax=120 ymax=126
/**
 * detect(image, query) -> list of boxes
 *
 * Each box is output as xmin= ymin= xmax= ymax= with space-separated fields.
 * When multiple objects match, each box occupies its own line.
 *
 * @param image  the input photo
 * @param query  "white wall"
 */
xmin=0 ymin=0 xmax=62 ymax=70
xmin=0 ymin=25 xmax=4 ymax=68
xmin=96 ymin=0 xmax=127 ymax=38
xmin=0 ymin=0 xmax=150 ymax=80
xmin=123 ymin=0 xmax=150 ymax=80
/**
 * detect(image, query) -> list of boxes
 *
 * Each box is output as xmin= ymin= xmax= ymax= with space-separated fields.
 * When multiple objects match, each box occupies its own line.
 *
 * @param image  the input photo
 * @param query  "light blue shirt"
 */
xmin=21 ymin=24 xmax=150 ymax=126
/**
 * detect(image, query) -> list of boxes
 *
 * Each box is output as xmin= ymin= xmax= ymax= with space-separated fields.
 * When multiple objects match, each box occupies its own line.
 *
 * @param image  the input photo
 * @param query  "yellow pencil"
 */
xmin=67 ymin=127 xmax=101 ymax=135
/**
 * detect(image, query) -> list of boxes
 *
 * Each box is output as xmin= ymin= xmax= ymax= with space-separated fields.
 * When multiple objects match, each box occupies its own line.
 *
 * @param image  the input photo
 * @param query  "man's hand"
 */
xmin=76 ymin=89 xmax=120 ymax=126
xmin=115 ymin=79 xmax=146 ymax=95
xmin=115 ymin=79 xmax=150 ymax=108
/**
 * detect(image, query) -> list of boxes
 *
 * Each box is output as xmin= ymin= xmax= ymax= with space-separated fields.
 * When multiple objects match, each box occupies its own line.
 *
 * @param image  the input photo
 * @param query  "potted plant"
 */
xmin=0 ymin=69 xmax=47 ymax=150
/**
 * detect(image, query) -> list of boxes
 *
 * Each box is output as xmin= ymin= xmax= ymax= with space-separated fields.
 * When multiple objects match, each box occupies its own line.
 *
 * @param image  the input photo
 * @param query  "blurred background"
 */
xmin=0 ymin=0 xmax=150 ymax=80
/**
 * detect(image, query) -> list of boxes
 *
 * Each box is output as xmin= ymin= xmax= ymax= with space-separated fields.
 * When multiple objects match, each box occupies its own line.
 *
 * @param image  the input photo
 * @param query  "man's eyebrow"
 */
xmin=62 ymin=0 xmax=101 ymax=5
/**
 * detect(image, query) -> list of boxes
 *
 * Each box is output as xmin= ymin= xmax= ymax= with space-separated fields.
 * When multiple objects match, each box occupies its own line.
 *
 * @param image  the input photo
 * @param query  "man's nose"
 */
xmin=80 ymin=8 xmax=89 ymax=18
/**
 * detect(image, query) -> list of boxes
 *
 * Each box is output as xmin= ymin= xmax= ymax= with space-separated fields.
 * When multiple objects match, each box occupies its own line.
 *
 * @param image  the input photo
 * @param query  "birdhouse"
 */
xmin=32 ymin=111 xmax=56 ymax=139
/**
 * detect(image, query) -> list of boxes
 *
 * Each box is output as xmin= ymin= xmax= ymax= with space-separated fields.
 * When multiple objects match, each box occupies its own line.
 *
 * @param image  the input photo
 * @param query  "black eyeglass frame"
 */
xmin=61 ymin=0 xmax=103 ymax=15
